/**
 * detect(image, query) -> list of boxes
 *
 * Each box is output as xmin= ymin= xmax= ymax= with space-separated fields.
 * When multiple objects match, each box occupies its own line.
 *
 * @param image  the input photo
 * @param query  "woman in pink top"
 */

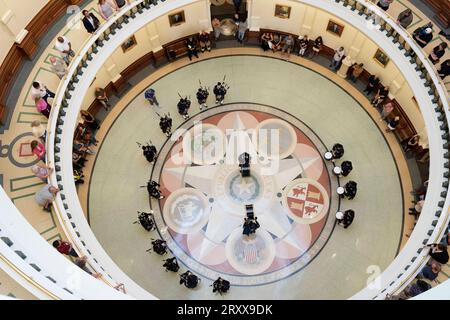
xmin=36 ymin=98 xmax=51 ymax=118
xmin=31 ymin=140 xmax=46 ymax=161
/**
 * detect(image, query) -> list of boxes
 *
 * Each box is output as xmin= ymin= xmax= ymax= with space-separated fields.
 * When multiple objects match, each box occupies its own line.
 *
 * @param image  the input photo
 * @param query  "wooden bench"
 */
xmin=257 ymin=28 xmax=337 ymax=60
xmin=87 ymin=83 xmax=114 ymax=117
xmin=163 ymin=33 xmax=215 ymax=62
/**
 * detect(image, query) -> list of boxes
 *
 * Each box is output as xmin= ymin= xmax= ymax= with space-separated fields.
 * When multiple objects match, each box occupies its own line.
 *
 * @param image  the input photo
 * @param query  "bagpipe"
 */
xmin=133 ymin=211 xmax=156 ymax=232
xmin=217 ymin=75 xmax=231 ymax=92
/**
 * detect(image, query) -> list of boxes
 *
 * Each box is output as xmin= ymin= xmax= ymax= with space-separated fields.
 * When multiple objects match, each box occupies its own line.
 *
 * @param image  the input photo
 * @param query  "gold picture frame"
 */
xmin=169 ymin=11 xmax=186 ymax=27
xmin=275 ymin=5 xmax=291 ymax=19
xmin=121 ymin=35 xmax=137 ymax=53
xmin=326 ymin=20 xmax=345 ymax=37
xmin=373 ymin=49 xmax=390 ymax=67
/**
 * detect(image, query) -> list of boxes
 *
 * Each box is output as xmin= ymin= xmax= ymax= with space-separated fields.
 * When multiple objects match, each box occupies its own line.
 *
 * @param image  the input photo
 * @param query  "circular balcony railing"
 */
xmin=44 ymin=0 xmax=450 ymax=299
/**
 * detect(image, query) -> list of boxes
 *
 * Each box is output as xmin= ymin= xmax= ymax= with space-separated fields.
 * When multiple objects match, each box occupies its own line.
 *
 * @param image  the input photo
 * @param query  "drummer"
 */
xmin=331 ymin=143 xmax=344 ymax=159
xmin=341 ymin=160 xmax=353 ymax=177
xmin=343 ymin=181 xmax=357 ymax=200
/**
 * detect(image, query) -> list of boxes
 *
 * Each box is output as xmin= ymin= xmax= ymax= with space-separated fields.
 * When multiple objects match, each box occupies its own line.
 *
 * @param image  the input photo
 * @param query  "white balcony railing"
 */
xmin=0 ymin=187 xmax=131 ymax=300
xmin=39 ymin=0 xmax=450 ymax=300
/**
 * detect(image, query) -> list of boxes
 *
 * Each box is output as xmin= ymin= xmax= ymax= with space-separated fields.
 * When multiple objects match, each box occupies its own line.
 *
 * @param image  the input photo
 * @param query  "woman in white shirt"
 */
xmin=98 ymin=0 xmax=118 ymax=20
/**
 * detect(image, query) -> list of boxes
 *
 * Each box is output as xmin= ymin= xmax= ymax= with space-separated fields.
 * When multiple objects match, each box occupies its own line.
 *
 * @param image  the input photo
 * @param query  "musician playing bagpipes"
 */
xmin=180 ymin=270 xmax=200 ymax=289
xmin=214 ymin=75 xmax=230 ymax=105
xmin=177 ymin=94 xmax=191 ymax=120
xmin=197 ymin=80 xmax=210 ymax=111
xmin=212 ymin=277 xmax=230 ymax=295
xmin=163 ymin=257 xmax=180 ymax=272
xmin=331 ymin=143 xmax=344 ymax=159
xmin=159 ymin=113 xmax=173 ymax=137
xmin=143 ymin=180 xmax=164 ymax=200
xmin=137 ymin=141 xmax=157 ymax=163
xmin=134 ymin=211 xmax=156 ymax=231
xmin=148 ymin=239 xmax=168 ymax=255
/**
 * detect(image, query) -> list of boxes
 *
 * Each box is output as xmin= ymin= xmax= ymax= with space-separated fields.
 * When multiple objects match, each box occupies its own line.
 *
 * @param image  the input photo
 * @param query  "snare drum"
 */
xmin=333 ymin=166 xmax=342 ymax=176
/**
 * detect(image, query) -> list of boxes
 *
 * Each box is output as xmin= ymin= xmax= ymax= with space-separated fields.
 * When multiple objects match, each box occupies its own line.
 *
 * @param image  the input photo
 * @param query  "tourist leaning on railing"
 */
xmin=396 ymin=9 xmax=413 ymax=29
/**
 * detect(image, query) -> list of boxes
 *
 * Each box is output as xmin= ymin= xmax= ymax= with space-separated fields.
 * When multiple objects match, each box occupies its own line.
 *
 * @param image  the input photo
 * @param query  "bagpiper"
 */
xmin=197 ymin=82 xmax=210 ymax=110
xmin=177 ymin=95 xmax=191 ymax=120
xmin=159 ymin=114 xmax=172 ymax=137
xmin=213 ymin=79 xmax=229 ymax=105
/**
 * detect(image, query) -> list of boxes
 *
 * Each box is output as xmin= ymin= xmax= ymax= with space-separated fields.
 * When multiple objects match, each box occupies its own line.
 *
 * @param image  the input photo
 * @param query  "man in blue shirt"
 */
xmin=144 ymin=88 xmax=159 ymax=106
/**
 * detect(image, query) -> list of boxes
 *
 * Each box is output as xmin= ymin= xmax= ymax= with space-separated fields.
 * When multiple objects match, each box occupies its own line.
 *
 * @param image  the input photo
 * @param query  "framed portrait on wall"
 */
xmin=121 ymin=35 xmax=137 ymax=53
xmin=169 ymin=11 xmax=186 ymax=27
xmin=274 ymin=5 xmax=291 ymax=19
xmin=326 ymin=20 xmax=345 ymax=37
xmin=373 ymin=49 xmax=390 ymax=67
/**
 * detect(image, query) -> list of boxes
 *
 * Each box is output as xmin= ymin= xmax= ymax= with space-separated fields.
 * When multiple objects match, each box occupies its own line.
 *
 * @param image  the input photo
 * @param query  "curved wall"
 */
xmin=46 ymin=0 xmax=449 ymax=300
xmin=0 ymin=0 xmax=49 ymax=63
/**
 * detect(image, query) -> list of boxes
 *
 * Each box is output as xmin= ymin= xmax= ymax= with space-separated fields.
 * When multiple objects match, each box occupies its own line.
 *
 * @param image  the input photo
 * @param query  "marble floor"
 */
xmin=88 ymin=55 xmax=406 ymax=299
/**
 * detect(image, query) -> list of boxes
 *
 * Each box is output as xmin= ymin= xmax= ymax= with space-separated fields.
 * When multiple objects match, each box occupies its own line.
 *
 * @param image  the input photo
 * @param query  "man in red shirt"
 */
xmin=52 ymin=240 xmax=78 ymax=258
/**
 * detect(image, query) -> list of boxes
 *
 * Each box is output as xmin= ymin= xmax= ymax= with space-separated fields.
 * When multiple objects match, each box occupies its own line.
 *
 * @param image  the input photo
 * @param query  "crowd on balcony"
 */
xmin=387 ymin=234 xmax=449 ymax=299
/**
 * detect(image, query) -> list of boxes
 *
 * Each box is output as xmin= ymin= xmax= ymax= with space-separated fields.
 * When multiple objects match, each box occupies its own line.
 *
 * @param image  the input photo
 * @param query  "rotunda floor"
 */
xmin=88 ymin=55 xmax=404 ymax=299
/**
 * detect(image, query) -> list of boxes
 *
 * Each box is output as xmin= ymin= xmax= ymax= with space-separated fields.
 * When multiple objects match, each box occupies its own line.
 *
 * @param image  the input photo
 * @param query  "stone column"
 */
xmin=299 ymin=6 xmax=316 ymax=36
xmin=145 ymin=22 xmax=162 ymax=52
xmin=199 ymin=0 xmax=213 ymax=32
